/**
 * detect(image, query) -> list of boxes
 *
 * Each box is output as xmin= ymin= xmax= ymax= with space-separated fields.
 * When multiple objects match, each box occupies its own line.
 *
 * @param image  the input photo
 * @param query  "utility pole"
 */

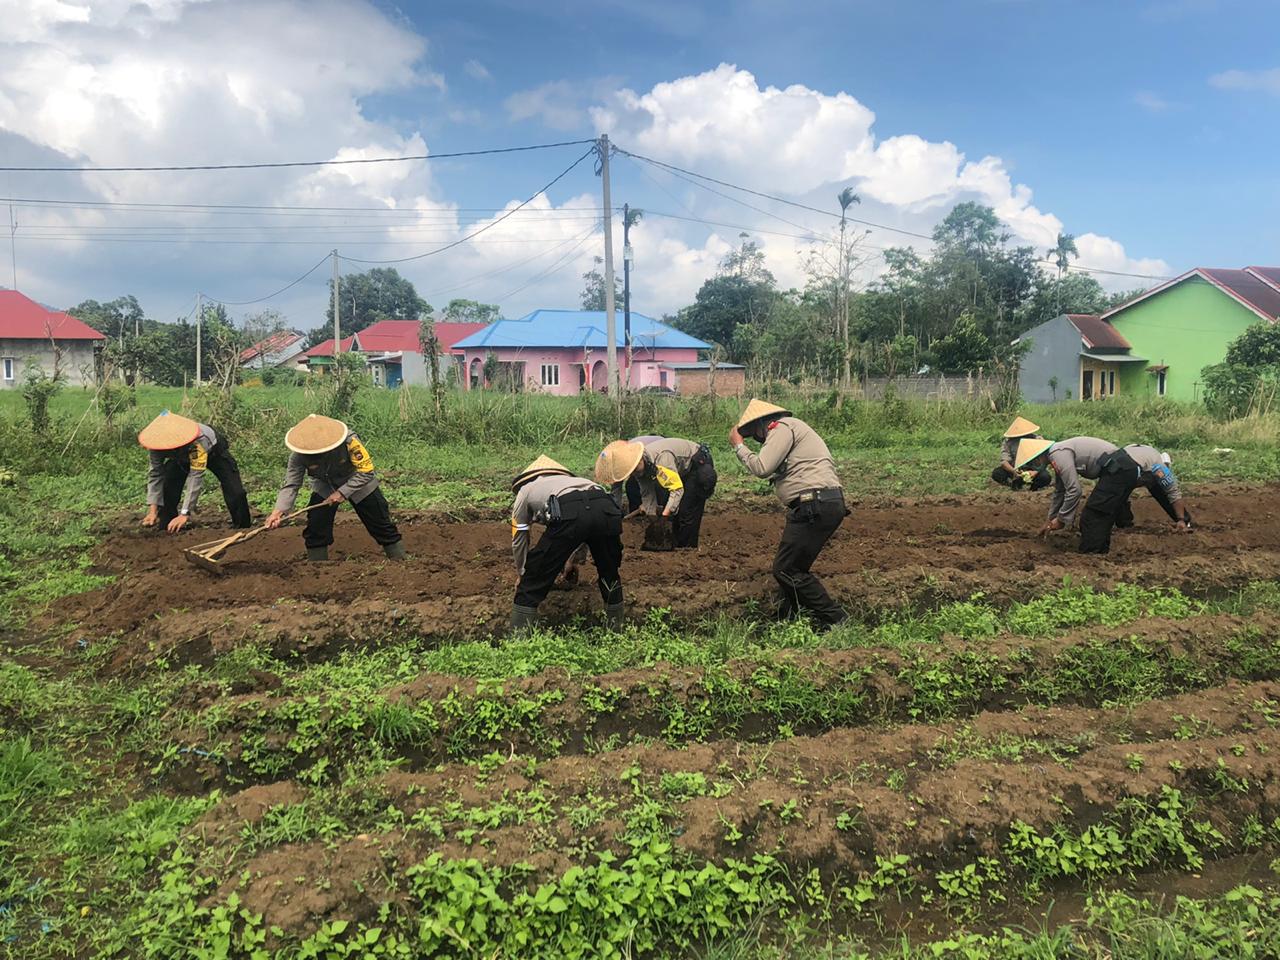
xmin=195 ymin=292 xmax=203 ymax=384
xmin=332 ymin=249 xmax=341 ymax=358
xmin=623 ymin=202 xmax=633 ymax=382
xmin=598 ymin=135 xmax=619 ymax=397
xmin=8 ymin=204 xmax=16 ymax=290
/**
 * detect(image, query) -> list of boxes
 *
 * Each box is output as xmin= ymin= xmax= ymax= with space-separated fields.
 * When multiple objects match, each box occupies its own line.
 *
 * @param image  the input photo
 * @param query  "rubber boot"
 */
xmin=604 ymin=603 xmax=625 ymax=630
xmin=306 ymin=546 xmax=329 ymax=562
xmin=511 ymin=604 xmax=539 ymax=632
xmin=383 ymin=540 xmax=406 ymax=561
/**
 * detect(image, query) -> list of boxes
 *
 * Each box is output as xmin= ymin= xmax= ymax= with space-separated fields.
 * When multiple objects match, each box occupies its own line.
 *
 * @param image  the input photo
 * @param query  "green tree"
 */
xmin=1224 ymin=322 xmax=1280 ymax=367
xmin=932 ymin=314 xmax=993 ymax=373
xmin=320 ymin=267 xmax=429 ymax=342
xmin=674 ymin=236 xmax=779 ymax=361
xmin=579 ymin=257 xmax=621 ymax=311
xmin=441 ymin=299 xmax=500 ymax=325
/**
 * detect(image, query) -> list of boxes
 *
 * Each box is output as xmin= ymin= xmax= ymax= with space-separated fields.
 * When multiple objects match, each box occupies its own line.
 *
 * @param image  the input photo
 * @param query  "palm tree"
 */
xmin=837 ymin=188 xmax=861 ymax=387
xmin=1048 ymin=232 xmax=1078 ymax=314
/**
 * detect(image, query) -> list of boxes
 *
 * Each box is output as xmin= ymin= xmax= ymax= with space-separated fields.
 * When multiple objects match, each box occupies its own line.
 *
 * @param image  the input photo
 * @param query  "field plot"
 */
xmin=11 ymin=485 xmax=1280 ymax=957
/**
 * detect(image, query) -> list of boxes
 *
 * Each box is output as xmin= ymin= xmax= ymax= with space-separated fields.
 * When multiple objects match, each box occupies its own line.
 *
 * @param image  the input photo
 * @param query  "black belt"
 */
xmin=547 ymin=488 xmax=611 ymax=521
xmin=789 ymin=487 xmax=843 ymax=509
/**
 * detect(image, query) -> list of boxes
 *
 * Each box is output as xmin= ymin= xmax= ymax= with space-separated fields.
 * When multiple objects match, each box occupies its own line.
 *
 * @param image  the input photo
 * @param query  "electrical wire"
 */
xmin=337 ymin=145 xmax=596 ymax=266
xmin=0 ymin=139 xmax=598 ymax=173
xmin=0 ymin=195 xmax=611 ymax=215
xmin=200 ymin=250 xmax=332 ymax=306
xmin=494 ymin=230 xmax=599 ymax=302
xmin=420 ymin=229 xmax=597 ymax=299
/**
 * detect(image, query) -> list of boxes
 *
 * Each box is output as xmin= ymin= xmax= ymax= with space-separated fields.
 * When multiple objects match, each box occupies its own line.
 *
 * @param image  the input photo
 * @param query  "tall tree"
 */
xmin=804 ymin=187 xmax=866 ymax=386
xmin=579 ymin=256 xmax=621 ymax=311
xmin=320 ymin=267 xmax=429 ymax=343
xmin=673 ymin=236 xmax=779 ymax=362
xmin=441 ymin=298 xmax=501 ymax=325
xmin=1047 ymin=232 xmax=1079 ymax=313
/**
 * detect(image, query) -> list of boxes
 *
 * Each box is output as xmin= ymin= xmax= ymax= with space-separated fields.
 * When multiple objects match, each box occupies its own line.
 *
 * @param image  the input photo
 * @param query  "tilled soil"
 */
xmin=56 ymin=484 xmax=1280 ymax=669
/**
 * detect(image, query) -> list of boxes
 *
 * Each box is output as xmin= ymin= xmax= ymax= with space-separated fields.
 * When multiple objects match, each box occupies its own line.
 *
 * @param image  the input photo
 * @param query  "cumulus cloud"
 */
xmin=1133 ymin=90 xmax=1174 ymax=112
xmin=591 ymin=64 xmax=1168 ymax=291
xmin=463 ymin=58 xmax=491 ymax=81
xmin=505 ymin=81 xmax=588 ymax=132
xmin=1210 ymin=67 xmax=1280 ymax=96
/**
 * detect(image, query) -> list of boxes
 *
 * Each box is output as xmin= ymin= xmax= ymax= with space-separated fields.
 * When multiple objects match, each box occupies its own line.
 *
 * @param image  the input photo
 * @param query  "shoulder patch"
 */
xmin=188 ymin=444 xmax=208 ymax=471
xmin=767 ymin=421 xmax=779 ymax=431
xmin=347 ymin=436 xmax=375 ymax=473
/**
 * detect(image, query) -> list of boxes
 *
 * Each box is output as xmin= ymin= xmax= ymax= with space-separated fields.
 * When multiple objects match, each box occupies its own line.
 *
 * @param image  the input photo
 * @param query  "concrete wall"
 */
xmin=0 ymin=338 xmax=99 ymax=388
xmin=1110 ymin=280 xmax=1261 ymax=403
xmin=858 ymin=372 xmax=999 ymax=400
xmin=674 ymin=367 xmax=746 ymax=397
xmin=1017 ymin=315 xmax=1085 ymax=403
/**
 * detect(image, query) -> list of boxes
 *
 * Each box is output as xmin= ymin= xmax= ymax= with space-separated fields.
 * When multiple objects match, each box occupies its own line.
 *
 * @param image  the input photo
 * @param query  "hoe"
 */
xmin=182 ymin=503 xmax=322 ymax=575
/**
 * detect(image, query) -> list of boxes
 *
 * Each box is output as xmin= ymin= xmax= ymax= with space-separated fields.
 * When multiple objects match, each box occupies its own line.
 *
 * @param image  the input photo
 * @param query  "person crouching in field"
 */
xmin=595 ymin=436 xmax=718 ymax=548
xmin=730 ymin=399 xmax=848 ymax=629
xmin=992 ymin=416 xmax=1050 ymax=491
xmin=139 ymin=411 xmax=251 ymax=533
xmin=1017 ymin=435 xmax=1190 ymax=554
xmin=510 ymin=456 xmax=624 ymax=631
xmin=264 ymin=414 xmax=405 ymax=561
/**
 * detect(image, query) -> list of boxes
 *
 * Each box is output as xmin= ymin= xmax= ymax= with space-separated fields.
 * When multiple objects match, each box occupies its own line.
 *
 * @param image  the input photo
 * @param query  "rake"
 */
xmin=182 ymin=503 xmax=323 ymax=575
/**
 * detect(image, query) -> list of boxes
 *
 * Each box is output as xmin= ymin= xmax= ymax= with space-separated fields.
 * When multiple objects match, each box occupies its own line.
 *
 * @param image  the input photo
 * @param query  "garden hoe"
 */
xmin=182 ymin=503 xmax=322 ymax=575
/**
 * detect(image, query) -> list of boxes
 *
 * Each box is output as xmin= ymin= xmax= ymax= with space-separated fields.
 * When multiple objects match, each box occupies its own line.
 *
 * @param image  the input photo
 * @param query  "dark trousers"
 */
xmin=774 ymin=495 xmax=846 ymax=626
xmin=303 ymin=488 xmax=401 ymax=549
xmin=1079 ymin=452 xmax=1140 ymax=554
xmin=991 ymin=465 xmax=1051 ymax=491
xmin=158 ymin=436 xmax=251 ymax=528
xmin=516 ymin=490 xmax=623 ymax=610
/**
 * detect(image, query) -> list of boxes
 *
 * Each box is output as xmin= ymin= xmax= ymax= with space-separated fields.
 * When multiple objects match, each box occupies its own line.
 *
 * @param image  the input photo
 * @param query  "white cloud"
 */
xmin=463 ymin=58 xmax=491 ymax=81
xmin=591 ymin=64 xmax=1168 ymax=291
xmin=1133 ymin=90 xmax=1174 ymax=112
xmin=1210 ymin=67 xmax=1280 ymax=96
xmin=505 ymin=81 xmax=586 ymax=132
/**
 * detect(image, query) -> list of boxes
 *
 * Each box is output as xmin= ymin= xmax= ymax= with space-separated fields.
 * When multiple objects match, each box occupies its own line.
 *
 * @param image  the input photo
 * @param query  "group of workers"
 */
xmin=991 ymin=416 xmax=1193 ymax=554
xmin=136 ymin=401 xmax=1192 ymax=632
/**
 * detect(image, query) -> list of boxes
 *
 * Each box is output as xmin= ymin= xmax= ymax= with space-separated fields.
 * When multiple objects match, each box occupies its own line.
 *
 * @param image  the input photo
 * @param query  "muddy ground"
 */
xmin=58 ymin=484 xmax=1280 ymax=665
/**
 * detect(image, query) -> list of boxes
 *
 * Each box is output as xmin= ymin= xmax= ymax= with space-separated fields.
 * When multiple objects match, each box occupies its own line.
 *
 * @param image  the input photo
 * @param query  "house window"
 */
xmin=1156 ymin=370 xmax=1167 ymax=396
xmin=1108 ymin=370 xmax=1115 ymax=396
xmin=1 ymin=358 xmax=13 ymax=382
xmin=540 ymin=363 xmax=559 ymax=387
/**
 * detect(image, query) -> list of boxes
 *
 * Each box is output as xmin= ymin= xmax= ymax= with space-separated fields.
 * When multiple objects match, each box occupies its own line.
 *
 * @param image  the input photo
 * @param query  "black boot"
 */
xmin=511 ymin=604 xmax=539 ymax=632
xmin=383 ymin=541 xmax=406 ymax=560
xmin=307 ymin=546 xmax=329 ymax=562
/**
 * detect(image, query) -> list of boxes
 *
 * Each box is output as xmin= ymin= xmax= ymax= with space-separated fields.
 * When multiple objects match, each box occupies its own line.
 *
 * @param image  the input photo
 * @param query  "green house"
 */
xmin=1105 ymin=266 xmax=1280 ymax=403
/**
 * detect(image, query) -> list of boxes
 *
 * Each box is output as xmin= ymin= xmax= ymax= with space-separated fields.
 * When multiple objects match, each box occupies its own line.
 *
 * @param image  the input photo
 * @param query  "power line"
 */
xmin=200 ymin=251 xmax=332 ymax=306
xmin=338 ymin=145 xmax=596 ymax=266
xmin=0 ymin=139 xmax=598 ymax=173
xmin=421 ymin=230 xmax=597 ymax=299
xmin=495 ymin=231 xmax=599 ymax=302
xmin=0 ymin=195 xmax=610 ymax=215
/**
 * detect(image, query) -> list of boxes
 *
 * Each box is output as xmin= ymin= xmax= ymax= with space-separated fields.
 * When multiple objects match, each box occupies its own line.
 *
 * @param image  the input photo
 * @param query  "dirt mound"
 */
xmin=51 ymin=486 xmax=1280 ymax=668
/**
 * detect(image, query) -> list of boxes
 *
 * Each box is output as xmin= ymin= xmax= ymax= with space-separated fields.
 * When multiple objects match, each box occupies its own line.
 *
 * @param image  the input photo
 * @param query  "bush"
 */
xmin=1201 ymin=363 xmax=1280 ymax=419
xmin=20 ymin=361 xmax=62 ymax=436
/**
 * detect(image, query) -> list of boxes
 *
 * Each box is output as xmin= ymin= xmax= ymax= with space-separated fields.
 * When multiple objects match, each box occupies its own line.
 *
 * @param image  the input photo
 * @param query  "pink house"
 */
xmin=452 ymin=309 xmax=711 ymax=395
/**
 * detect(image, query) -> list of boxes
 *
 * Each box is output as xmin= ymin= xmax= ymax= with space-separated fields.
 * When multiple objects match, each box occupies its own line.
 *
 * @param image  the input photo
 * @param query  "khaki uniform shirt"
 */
xmin=146 ymin=422 xmax=217 ymax=514
xmin=735 ymin=416 xmax=840 ymax=506
xmin=1047 ymin=436 xmax=1118 ymax=525
xmin=631 ymin=437 xmax=701 ymax=514
xmin=510 ymin=474 xmax=600 ymax=574
xmin=1124 ymin=444 xmax=1183 ymax=504
xmin=274 ymin=433 xmax=379 ymax=514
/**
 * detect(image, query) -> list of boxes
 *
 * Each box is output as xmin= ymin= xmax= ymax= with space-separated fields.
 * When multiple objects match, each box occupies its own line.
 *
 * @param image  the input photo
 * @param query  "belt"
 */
xmin=547 ymin=488 xmax=609 ymax=521
xmin=789 ymin=487 xmax=843 ymax=509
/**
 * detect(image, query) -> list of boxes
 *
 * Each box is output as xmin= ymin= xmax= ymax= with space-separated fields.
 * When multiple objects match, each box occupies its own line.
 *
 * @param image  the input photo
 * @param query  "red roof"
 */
xmin=353 ymin=319 xmax=487 ymax=355
xmin=240 ymin=330 xmax=303 ymax=363
xmin=1066 ymin=314 xmax=1131 ymax=350
xmin=304 ymin=336 xmax=355 ymax=358
xmin=0 ymin=290 xmax=105 ymax=340
xmin=1247 ymin=266 xmax=1280 ymax=293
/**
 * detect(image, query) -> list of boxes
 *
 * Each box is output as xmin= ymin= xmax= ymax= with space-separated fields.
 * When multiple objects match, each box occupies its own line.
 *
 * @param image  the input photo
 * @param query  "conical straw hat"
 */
xmin=735 ymin=398 xmax=792 ymax=431
xmin=1003 ymin=416 xmax=1040 ymax=438
xmin=285 ymin=414 xmax=348 ymax=455
xmin=1015 ymin=437 xmax=1054 ymax=468
xmin=512 ymin=454 xmax=572 ymax=491
xmin=594 ymin=440 xmax=645 ymax=485
xmin=137 ymin=411 xmax=200 ymax=451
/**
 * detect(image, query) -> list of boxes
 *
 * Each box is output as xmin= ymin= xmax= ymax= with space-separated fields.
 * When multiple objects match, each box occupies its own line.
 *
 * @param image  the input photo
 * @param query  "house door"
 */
xmin=1082 ymin=369 xmax=1094 ymax=400
xmin=469 ymin=358 xmax=482 ymax=389
xmin=590 ymin=360 xmax=608 ymax=393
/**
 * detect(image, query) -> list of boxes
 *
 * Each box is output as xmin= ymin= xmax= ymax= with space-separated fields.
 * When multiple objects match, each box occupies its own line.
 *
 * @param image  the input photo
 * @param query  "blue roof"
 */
xmin=452 ymin=309 xmax=711 ymax=351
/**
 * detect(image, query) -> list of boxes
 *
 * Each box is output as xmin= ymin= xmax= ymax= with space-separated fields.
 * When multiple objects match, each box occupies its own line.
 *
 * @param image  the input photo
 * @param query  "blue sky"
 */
xmin=0 ymin=0 xmax=1276 ymax=327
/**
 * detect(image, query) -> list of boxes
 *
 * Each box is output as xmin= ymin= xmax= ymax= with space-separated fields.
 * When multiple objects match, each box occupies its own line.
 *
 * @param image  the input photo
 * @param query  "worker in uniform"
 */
xmin=624 ymin=435 xmax=663 ymax=513
xmin=139 ymin=411 xmax=251 ymax=533
xmin=729 ymin=399 xmax=847 ymax=628
xmin=992 ymin=416 xmax=1050 ymax=491
xmin=263 ymin=414 xmax=405 ymax=561
xmin=1017 ymin=435 xmax=1148 ymax=554
xmin=595 ymin=436 xmax=718 ymax=548
xmin=510 ymin=455 xmax=624 ymax=631
xmin=1123 ymin=444 xmax=1194 ymax=534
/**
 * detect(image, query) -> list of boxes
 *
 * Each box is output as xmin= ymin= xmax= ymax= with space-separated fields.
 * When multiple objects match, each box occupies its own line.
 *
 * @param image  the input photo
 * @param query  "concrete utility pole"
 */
xmin=9 ymin=204 xmax=17 ymax=290
xmin=623 ymin=202 xmax=633 ymax=380
xmin=332 ymin=249 xmax=341 ymax=357
xmin=598 ymin=135 xmax=619 ymax=397
xmin=195 ymin=292 xmax=203 ymax=384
